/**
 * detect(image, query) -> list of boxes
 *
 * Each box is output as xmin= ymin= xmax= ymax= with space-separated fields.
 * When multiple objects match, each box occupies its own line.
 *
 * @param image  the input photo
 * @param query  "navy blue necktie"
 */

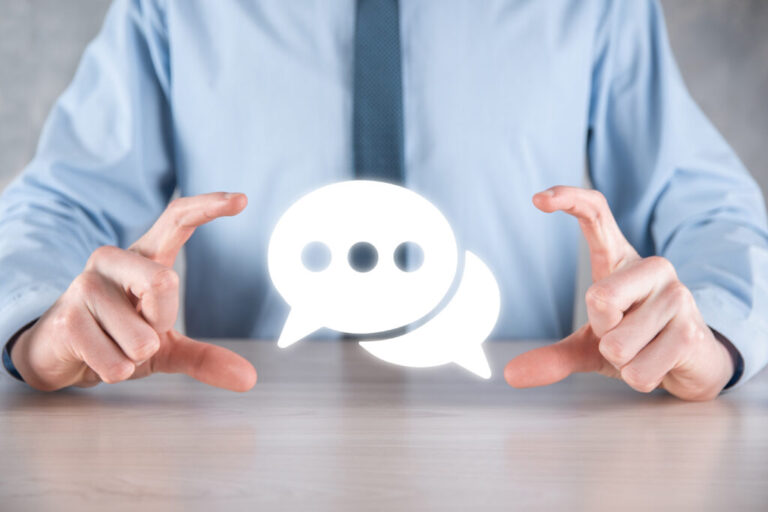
xmin=353 ymin=0 xmax=405 ymax=183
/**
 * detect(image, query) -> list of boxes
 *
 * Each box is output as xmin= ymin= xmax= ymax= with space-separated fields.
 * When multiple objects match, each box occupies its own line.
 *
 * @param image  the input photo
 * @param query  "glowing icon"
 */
xmin=268 ymin=180 xmax=500 ymax=378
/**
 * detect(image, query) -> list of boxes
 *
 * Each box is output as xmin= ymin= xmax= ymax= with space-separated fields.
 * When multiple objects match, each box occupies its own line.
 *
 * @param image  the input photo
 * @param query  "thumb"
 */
xmin=152 ymin=331 xmax=257 ymax=392
xmin=504 ymin=325 xmax=604 ymax=388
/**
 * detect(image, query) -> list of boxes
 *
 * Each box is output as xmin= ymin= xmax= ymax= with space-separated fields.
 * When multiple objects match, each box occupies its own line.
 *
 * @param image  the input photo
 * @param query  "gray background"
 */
xmin=1 ymin=0 xmax=766 ymax=191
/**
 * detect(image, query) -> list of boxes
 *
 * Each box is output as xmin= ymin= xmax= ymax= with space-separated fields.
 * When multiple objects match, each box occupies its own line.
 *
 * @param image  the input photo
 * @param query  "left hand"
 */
xmin=504 ymin=186 xmax=735 ymax=401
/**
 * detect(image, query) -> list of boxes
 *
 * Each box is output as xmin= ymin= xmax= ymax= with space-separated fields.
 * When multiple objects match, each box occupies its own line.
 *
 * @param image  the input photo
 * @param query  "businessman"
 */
xmin=1 ymin=0 xmax=766 ymax=400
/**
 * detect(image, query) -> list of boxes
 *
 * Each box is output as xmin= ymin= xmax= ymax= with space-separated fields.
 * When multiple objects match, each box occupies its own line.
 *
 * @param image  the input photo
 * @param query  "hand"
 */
xmin=10 ymin=192 xmax=257 ymax=392
xmin=504 ymin=186 xmax=735 ymax=401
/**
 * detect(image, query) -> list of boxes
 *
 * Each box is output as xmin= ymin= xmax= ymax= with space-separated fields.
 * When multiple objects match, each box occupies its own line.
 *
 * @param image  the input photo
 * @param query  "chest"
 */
xmin=166 ymin=0 xmax=596 ymax=180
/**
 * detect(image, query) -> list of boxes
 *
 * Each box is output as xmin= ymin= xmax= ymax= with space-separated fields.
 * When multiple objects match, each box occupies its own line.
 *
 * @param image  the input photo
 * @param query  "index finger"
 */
xmin=533 ymin=186 xmax=639 ymax=281
xmin=130 ymin=192 xmax=247 ymax=267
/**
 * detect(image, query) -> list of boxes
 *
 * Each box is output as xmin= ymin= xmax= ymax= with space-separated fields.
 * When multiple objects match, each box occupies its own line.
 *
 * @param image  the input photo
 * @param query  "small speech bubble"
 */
xmin=359 ymin=250 xmax=499 ymax=379
xmin=268 ymin=180 xmax=458 ymax=347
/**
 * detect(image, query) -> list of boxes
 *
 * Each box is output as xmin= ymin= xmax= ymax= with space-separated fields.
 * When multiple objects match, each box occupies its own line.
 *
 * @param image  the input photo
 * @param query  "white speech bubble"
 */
xmin=268 ymin=180 xmax=458 ymax=347
xmin=359 ymin=250 xmax=500 ymax=379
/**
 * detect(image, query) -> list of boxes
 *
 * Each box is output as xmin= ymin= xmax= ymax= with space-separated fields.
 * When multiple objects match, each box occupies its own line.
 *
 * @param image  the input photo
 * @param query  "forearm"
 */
xmin=0 ymin=182 xmax=117 ymax=345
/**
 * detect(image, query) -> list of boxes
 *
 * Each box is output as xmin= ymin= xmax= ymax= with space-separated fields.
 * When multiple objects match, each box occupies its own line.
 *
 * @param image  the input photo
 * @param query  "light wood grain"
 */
xmin=1 ymin=340 xmax=767 ymax=511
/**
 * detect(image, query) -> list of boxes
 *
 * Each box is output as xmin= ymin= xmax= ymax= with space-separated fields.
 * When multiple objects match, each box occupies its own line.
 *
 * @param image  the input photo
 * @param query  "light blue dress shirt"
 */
xmin=1 ymin=0 xmax=767 ymax=386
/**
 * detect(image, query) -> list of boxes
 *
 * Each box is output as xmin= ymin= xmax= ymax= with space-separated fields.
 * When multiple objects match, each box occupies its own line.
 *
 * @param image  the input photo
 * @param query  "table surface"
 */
xmin=1 ymin=339 xmax=767 ymax=511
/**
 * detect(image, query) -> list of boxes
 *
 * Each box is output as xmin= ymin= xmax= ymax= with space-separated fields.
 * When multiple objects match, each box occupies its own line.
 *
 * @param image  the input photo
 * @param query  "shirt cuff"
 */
xmin=710 ymin=328 xmax=745 ymax=390
xmin=2 ymin=329 xmax=27 ymax=382
xmin=693 ymin=287 xmax=768 ymax=390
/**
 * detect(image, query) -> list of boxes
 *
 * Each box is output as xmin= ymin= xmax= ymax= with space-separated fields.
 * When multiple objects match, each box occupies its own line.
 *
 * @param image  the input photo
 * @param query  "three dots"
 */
xmin=301 ymin=241 xmax=424 ymax=273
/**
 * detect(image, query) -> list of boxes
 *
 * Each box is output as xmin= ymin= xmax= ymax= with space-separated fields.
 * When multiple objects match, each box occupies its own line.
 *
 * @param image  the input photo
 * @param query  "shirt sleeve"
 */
xmin=0 ymin=0 xmax=175 ymax=370
xmin=587 ymin=0 xmax=768 ymax=388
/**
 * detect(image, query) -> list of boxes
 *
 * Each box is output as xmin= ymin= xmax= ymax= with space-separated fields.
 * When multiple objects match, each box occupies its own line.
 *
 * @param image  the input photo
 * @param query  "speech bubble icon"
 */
xmin=268 ymin=180 xmax=458 ymax=347
xmin=359 ymin=250 xmax=500 ymax=379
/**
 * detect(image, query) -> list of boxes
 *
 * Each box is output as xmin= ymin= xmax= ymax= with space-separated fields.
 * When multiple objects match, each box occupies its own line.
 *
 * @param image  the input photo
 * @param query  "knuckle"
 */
xmin=166 ymin=198 xmax=188 ymax=226
xmin=668 ymin=281 xmax=693 ymax=308
xmin=589 ymin=189 xmax=609 ymax=208
xmin=167 ymin=197 xmax=184 ymax=213
xmin=69 ymin=271 xmax=103 ymax=299
xmin=128 ymin=334 xmax=161 ymax=362
xmin=51 ymin=305 xmax=82 ymax=333
xmin=191 ymin=343 xmax=213 ymax=374
xmin=585 ymin=284 xmax=618 ymax=311
xmin=598 ymin=335 xmax=629 ymax=366
xmin=87 ymin=245 xmax=118 ymax=267
xmin=77 ymin=370 xmax=102 ymax=388
xmin=51 ymin=300 xmax=84 ymax=333
xmin=647 ymin=256 xmax=677 ymax=279
xmin=678 ymin=323 xmax=703 ymax=349
xmin=581 ymin=206 xmax=602 ymax=226
xmin=588 ymin=190 xmax=610 ymax=219
xmin=620 ymin=366 xmax=657 ymax=393
xmin=148 ymin=268 xmax=179 ymax=294
xmin=100 ymin=360 xmax=135 ymax=384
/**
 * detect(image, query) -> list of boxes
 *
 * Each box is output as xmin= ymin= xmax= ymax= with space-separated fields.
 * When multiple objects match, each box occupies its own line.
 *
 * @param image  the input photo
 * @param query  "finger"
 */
xmin=78 ymin=271 xmax=161 ymax=363
xmin=533 ymin=186 xmax=639 ymax=281
xmin=598 ymin=279 xmax=686 ymax=369
xmin=130 ymin=192 xmax=248 ymax=267
xmin=151 ymin=331 xmax=257 ymax=392
xmin=619 ymin=319 xmax=690 ymax=394
xmin=72 ymin=315 xmax=136 ymax=384
xmin=73 ymin=369 xmax=102 ymax=388
xmin=505 ymin=325 xmax=613 ymax=388
xmin=586 ymin=256 xmax=678 ymax=337
xmin=85 ymin=246 xmax=179 ymax=332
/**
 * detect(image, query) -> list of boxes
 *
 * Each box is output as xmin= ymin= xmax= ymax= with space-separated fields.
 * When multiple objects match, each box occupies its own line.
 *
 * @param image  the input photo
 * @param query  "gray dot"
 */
xmin=348 ymin=242 xmax=378 ymax=272
xmin=301 ymin=241 xmax=331 ymax=272
xmin=394 ymin=241 xmax=424 ymax=272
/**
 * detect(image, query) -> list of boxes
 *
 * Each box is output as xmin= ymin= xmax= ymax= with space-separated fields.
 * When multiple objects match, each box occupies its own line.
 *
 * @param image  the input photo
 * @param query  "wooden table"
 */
xmin=1 ymin=339 xmax=767 ymax=511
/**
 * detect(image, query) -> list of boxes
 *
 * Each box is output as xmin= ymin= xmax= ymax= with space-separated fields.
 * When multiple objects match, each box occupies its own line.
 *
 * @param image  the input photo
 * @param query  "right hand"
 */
xmin=9 ymin=192 xmax=257 ymax=392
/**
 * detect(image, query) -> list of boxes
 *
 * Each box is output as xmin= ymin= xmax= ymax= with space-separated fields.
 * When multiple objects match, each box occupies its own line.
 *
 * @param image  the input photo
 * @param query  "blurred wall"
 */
xmin=1 ymin=0 xmax=767 ymax=197
xmin=663 ymin=0 xmax=768 ymax=193
xmin=0 ymin=0 xmax=111 ymax=191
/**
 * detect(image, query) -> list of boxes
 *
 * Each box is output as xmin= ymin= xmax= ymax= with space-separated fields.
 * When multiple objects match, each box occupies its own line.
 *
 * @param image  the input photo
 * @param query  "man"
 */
xmin=1 ymin=0 xmax=766 ymax=400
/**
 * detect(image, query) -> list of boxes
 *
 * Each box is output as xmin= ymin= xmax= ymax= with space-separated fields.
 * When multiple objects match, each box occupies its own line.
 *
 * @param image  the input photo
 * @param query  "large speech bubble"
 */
xmin=268 ymin=180 xmax=458 ymax=347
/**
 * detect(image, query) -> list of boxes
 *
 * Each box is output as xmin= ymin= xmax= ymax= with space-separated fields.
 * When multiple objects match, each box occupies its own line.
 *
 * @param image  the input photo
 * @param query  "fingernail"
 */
xmin=223 ymin=192 xmax=236 ymax=199
xmin=539 ymin=188 xmax=555 ymax=197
